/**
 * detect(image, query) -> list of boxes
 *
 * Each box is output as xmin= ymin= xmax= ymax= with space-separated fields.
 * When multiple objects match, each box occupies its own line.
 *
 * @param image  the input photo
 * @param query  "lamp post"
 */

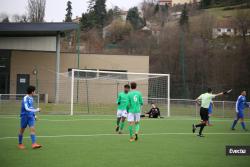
xmin=33 ymin=66 xmax=39 ymax=94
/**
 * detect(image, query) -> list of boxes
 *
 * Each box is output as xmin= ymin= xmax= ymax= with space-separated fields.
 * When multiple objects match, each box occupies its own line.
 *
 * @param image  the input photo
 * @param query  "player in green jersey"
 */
xmin=127 ymin=82 xmax=143 ymax=142
xmin=116 ymin=84 xmax=130 ymax=134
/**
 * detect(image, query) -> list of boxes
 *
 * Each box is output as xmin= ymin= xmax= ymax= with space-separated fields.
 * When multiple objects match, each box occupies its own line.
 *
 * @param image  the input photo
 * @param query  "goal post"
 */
xmin=69 ymin=69 xmax=170 ymax=116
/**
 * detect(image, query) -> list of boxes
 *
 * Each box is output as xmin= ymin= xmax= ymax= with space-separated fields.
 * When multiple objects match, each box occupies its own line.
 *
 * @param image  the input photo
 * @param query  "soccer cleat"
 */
xmin=197 ymin=134 xmax=205 ymax=137
xmin=18 ymin=144 xmax=25 ymax=150
xmin=32 ymin=143 xmax=42 ymax=149
xmin=129 ymin=138 xmax=135 ymax=142
xmin=118 ymin=131 xmax=122 ymax=134
xmin=244 ymin=129 xmax=248 ymax=131
xmin=115 ymin=126 xmax=119 ymax=132
xmin=192 ymin=124 xmax=196 ymax=133
xmin=231 ymin=128 xmax=236 ymax=130
xmin=135 ymin=134 xmax=138 ymax=141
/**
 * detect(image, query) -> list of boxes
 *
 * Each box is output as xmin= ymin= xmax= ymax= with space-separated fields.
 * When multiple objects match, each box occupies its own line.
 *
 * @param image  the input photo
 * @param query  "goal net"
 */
xmin=63 ymin=69 xmax=170 ymax=116
xmin=0 ymin=94 xmax=39 ymax=115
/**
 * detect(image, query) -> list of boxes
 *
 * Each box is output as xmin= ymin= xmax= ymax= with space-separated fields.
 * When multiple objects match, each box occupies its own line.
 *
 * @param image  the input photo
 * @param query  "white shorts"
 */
xmin=117 ymin=110 xmax=128 ymax=118
xmin=127 ymin=113 xmax=141 ymax=122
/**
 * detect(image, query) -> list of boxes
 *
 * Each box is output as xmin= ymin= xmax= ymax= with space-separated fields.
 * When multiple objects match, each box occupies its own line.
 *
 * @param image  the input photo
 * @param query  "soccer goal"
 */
xmin=0 ymin=94 xmax=39 ymax=115
xmin=68 ymin=69 xmax=170 ymax=116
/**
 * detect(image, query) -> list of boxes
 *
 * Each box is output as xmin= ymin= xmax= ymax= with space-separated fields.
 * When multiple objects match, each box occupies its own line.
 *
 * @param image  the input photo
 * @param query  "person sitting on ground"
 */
xmin=146 ymin=103 xmax=161 ymax=118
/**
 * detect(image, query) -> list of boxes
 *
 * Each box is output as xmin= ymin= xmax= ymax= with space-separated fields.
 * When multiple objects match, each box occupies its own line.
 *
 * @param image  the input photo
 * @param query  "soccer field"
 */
xmin=0 ymin=115 xmax=250 ymax=167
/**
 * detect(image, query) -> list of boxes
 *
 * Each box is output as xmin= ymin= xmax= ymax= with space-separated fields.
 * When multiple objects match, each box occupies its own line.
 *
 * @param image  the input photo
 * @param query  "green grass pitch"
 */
xmin=0 ymin=115 xmax=250 ymax=167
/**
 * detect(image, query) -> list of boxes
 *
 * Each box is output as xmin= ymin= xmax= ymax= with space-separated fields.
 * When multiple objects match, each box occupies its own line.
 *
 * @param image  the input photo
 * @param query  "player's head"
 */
xmin=124 ymin=84 xmax=130 ymax=93
xmin=151 ymin=103 xmax=156 ymax=108
xmin=27 ymin=85 xmax=36 ymax=95
xmin=207 ymin=88 xmax=212 ymax=93
xmin=130 ymin=82 xmax=137 ymax=90
xmin=241 ymin=90 xmax=246 ymax=96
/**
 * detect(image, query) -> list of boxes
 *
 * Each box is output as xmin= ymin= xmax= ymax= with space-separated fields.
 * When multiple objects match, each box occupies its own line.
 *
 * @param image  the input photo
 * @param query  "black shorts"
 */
xmin=200 ymin=107 xmax=209 ymax=121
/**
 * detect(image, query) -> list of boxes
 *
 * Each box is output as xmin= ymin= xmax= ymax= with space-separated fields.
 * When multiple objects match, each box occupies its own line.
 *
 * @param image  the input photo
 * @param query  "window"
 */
xmin=68 ymin=68 xmax=97 ymax=79
xmin=217 ymin=28 xmax=221 ymax=32
xmin=227 ymin=29 xmax=231 ymax=32
xmin=99 ymin=69 xmax=128 ymax=79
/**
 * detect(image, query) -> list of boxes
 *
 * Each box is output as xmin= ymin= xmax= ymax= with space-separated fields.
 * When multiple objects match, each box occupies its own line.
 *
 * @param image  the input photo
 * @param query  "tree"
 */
xmin=80 ymin=0 xmax=107 ymax=31
xmin=27 ymin=0 xmax=46 ymax=22
xmin=81 ymin=13 xmax=92 ymax=31
xmin=12 ymin=14 xmax=28 ymax=23
xmin=235 ymin=10 xmax=250 ymax=40
xmin=154 ymin=3 xmax=168 ymax=27
xmin=126 ymin=7 xmax=145 ymax=30
xmin=179 ymin=4 xmax=189 ymax=28
xmin=65 ymin=1 xmax=73 ymax=22
xmin=93 ymin=0 xmax=107 ymax=28
xmin=2 ymin=17 xmax=9 ymax=23
xmin=106 ymin=19 xmax=132 ymax=43
xmin=141 ymin=0 xmax=155 ymax=20
xmin=179 ymin=4 xmax=189 ymax=97
xmin=106 ymin=6 xmax=122 ymax=25
xmin=0 ymin=13 xmax=9 ymax=22
xmin=200 ymin=0 xmax=212 ymax=8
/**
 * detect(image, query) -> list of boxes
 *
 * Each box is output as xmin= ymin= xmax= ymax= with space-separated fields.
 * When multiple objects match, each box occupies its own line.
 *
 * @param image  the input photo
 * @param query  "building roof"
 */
xmin=214 ymin=19 xmax=236 ymax=29
xmin=0 ymin=23 xmax=79 ymax=37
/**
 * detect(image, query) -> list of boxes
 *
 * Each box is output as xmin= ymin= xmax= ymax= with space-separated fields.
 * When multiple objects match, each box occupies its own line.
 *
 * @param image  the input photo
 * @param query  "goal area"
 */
xmin=69 ymin=69 xmax=170 ymax=116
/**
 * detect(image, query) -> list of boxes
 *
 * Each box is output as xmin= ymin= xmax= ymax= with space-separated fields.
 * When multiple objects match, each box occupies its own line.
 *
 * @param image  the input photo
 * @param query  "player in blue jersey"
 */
xmin=231 ymin=90 xmax=250 ymax=131
xmin=18 ymin=86 xmax=42 ymax=149
xmin=208 ymin=102 xmax=213 ymax=126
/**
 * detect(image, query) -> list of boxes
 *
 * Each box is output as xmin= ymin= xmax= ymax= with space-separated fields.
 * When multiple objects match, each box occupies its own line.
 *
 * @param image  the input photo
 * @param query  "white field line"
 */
xmin=0 ymin=116 xmax=250 ymax=122
xmin=1 ymin=132 xmax=250 ymax=141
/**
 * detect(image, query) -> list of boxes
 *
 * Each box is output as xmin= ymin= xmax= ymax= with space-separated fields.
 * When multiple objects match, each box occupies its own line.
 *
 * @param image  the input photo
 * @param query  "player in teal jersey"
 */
xmin=127 ymin=82 xmax=143 ymax=142
xmin=115 ymin=84 xmax=130 ymax=133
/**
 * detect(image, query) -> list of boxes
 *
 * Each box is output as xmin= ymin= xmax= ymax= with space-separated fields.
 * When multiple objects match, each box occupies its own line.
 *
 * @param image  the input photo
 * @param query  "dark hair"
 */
xmin=124 ymin=84 xmax=130 ymax=89
xmin=130 ymin=82 xmax=137 ymax=89
xmin=207 ymin=88 xmax=212 ymax=93
xmin=27 ymin=86 xmax=36 ymax=94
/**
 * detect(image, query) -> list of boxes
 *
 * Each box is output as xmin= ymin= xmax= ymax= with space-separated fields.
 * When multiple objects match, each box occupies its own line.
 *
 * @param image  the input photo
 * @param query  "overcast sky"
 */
xmin=1 ymin=0 xmax=143 ymax=22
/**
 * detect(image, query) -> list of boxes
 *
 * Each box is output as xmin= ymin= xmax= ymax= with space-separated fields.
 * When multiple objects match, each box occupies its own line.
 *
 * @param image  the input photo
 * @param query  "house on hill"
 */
xmin=212 ymin=20 xmax=236 ymax=38
xmin=158 ymin=0 xmax=200 ymax=6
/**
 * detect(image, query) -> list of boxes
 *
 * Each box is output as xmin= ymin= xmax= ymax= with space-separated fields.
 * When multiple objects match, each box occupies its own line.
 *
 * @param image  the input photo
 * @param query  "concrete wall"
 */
xmin=10 ymin=51 xmax=149 ymax=103
xmin=0 ymin=37 xmax=56 ymax=51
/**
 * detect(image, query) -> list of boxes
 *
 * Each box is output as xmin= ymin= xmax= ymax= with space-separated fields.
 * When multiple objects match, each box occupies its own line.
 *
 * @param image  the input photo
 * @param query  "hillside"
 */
xmin=205 ymin=5 xmax=250 ymax=20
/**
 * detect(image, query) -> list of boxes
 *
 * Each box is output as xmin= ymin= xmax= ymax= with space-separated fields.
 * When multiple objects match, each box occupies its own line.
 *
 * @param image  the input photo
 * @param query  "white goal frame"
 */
xmin=70 ymin=69 xmax=170 ymax=116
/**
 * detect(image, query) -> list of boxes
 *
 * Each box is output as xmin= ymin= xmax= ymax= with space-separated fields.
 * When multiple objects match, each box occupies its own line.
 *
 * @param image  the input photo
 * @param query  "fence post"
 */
xmin=195 ymin=102 xmax=198 ymax=119
xmin=222 ymin=101 xmax=225 ymax=118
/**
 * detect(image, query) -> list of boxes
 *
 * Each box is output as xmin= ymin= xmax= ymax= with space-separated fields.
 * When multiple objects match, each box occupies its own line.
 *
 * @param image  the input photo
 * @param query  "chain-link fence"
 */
xmin=170 ymin=99 xmax=250 ymax=119
xmin=1 ymin=93 xmax=249 ymax=119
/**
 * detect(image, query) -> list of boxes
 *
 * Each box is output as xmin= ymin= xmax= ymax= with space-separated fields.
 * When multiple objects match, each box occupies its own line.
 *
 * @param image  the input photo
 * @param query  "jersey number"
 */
xmin=133 ymin=95 xmax=138 ymax=102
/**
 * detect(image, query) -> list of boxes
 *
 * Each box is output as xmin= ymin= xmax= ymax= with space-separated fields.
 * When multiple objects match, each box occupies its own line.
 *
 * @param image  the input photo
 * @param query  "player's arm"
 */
xmin=24 ymin=98 xmax=40 ymax=112
xmin=216 ymin=89 xmax=233 ymax=96
xmin=212 ymin=89 xmax=232 ymax=98
xmin=195 ymin=95 xmax=202 ymax=104
xmin=243 ymin=99 xmax=250 ymax=108
xmin=24 ymin=102 xmax=40 ymax=112
xmin=116 ymin=94 xmax=121 ymax=105
xmin=146 ymin=108 xmax=152 ymax=114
